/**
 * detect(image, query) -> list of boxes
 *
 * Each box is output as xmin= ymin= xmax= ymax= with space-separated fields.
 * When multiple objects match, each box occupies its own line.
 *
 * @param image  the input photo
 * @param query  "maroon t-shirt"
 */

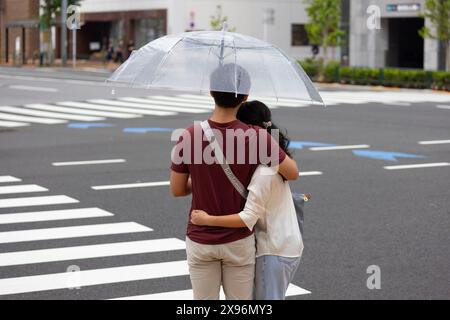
xmin=171 ymin=119 xmax=286 ymax=245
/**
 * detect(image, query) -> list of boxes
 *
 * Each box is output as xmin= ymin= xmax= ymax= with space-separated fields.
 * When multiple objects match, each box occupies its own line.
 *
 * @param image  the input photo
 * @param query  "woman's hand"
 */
xmin=191 ymin=210 xmax=211 ymax=226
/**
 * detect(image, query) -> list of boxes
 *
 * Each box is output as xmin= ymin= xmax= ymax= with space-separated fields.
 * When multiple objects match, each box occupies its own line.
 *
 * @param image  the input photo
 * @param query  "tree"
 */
xmin=40 ymin=0 xmax=80 ymax=65
xmin=210 ymin=5 xmax=236 ymax=32
xmin=419 ymin=0 xmax=450 ymax=71
xmin=303 ymin=0 xmax=344 ymax=64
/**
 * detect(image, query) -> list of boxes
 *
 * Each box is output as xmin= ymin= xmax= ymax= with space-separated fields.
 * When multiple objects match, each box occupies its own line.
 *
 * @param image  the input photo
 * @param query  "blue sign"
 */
xmin=352 ymin=150 xmax=425 ymax=162
xmin=123 ymin=128 xmax=174 ymax=133
xmin=290 ymin=141 xmax=336 ymax=150
xmin=68 ymin=123 xmax=115 ymax=129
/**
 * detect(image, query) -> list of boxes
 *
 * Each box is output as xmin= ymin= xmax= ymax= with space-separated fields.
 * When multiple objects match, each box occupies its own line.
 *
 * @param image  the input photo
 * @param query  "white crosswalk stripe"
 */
xmin=0 ymin=120 xmax=29 ymax=128
xmin=0 ymin=208 xmax=113 ymax=225
xmin=90 ymin=98 xmax=208 ymax=114
xmin=0 ymin=195 xmax=78 ymax=209
xmin=149 ymin=95 xmax=214 ymax=107
xmin=119 ymin=97 xmax=211 ymax=112
xmin=111 ymin=284 xmax=311 ymax=300
xmin=25 ymin=104 xmax=141 ymax=119
xmin=3 ymin=90 xmax=449 ymax=129
xmin=0 ymin=174 xmax=311 ymax=299
xmin=0 ymin=260 xmax=188 ymax=295
xmin=0 ymin=106 xmax=104 ymax=122
xmin=0 ymin=238 xmax=185 ymax=267
xmin=0 ymin=184 xmax=48 ymax=195
xmin=58 ymin=101 xmax=176 ymax=116
xmin=0 ymin=111 xmax=67 ymax=124
xmin=0 ymin=176 xmax=22 ymax=183
xmin=0 ymin=222 xmax=151 ymax=244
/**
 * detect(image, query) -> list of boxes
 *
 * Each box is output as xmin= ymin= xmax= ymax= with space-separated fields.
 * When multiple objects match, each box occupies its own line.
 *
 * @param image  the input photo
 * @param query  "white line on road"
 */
xmin=52 ymin=159 xmax=126 ymax=167
xmin=25 ymin=104 xmax=141 ymax=119
xmin=0 ymin=222 xmax=151 ymax=244
xmin=384 ymin=162 xmax=450 ymax=170
xmin=436 ymin=105 xmax=450 ymax=110
xmin=93 ymin=98 xmax=208 ymax=114
xmin=418 ymin=140 xmax=450 ymax=145
xmin=122 ymin=97 xmax=213 ymax=111
xmin=150 ymin=96 xmax=214 ymax=107
xmin=0 ymin=207 xmax=113 ymax=225
xmin=299 ymin=171 xmax=323 ymax=176
xmin=0 ymin=120 xmax=29 ymax=128
xmin=0 ymin=111 xmax=67 ymax=124
xmin=0 ymin=195 xmax=78 ymax=209
xmin=57 ymin=101 xmax=176 ymax=116
xmin=0 ymin=106 xmax=104 ymax=122
xmin=381 ymin=101 xmax=411 ymax=106
xmin=111 ymin=283 xmax=310 ymax=300
xmin=0 ymin=184 xmax=48 ymax=195
xmin=0 ymin=176 xmax=22 ymax=183
xmin=309 ymin=144 xmax=370 ymax=151
xmin=92 ymin=181 xmax=170 ymax=190
xmin=9 ymin=85 xmax=58 ymax=92
xmin=0 ymin=238 xmax=185 ymax=267
xmin=0 ymin=260 xmax=187 ymax=296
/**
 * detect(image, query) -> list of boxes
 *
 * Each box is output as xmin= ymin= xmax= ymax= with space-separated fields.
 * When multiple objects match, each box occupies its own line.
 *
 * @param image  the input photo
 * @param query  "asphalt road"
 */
xmin=0 ymin=67 xmax=449 ymax=300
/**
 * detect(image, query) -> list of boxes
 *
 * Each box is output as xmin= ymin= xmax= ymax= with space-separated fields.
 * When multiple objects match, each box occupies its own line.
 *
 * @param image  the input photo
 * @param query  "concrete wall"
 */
xmin=349 ymin=0 xmax=439 ymax=70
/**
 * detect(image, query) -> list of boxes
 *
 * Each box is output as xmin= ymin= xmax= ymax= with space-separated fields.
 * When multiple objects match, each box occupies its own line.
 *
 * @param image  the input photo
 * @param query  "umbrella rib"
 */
xmin=150 ymin=37 xmax=185 ymax=86
xmin=199 ymin=46 xmax=214 ymax=95
xmin=276 ymin=47 xmax=319 ymax=104
xmin=257 ymin=49 xmax=279 ymax=102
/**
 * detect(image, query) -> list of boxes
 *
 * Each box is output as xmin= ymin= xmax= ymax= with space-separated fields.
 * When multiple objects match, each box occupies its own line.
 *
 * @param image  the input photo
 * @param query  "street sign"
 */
xmin=386 ymin=3 xmax=420 ymax=12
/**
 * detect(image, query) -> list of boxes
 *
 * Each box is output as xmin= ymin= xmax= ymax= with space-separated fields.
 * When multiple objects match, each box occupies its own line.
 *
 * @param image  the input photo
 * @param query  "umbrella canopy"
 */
xmin=107 ymin=29 xmax=323 ymax=104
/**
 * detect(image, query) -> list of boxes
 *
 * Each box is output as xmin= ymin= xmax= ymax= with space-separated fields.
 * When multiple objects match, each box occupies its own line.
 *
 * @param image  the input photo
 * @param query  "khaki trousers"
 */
xmin=186 ymin=235 xmax=256 ymax=300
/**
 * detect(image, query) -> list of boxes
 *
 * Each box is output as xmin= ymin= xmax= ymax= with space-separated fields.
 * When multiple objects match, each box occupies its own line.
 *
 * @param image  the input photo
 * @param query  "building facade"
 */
xmin=0 ymin=0 xmax=40 ymax=64
xmin=350 ymin=0 xmax=440 ymax=70
xmin=78 ymin=0 xmax=317 ymax=61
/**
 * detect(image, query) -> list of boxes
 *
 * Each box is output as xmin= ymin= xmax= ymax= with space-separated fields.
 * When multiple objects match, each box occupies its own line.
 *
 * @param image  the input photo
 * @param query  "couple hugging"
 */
xmin=170 ymin=63 xmax=303 ymax=300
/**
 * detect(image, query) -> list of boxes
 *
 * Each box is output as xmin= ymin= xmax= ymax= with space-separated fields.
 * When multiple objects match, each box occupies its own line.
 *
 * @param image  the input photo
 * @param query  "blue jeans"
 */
xmin=254 ymin=255 xmax=301 ymax=300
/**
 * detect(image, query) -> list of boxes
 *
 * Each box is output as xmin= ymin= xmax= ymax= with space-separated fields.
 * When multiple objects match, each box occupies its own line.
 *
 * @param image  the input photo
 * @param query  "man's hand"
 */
xmin=191 ymin=210 xmax=211 ymax=226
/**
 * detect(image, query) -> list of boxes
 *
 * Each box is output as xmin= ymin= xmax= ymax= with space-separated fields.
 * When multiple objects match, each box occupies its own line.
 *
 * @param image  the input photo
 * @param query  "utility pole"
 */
xmin=61 ymin=0 xmax=67 ymax=66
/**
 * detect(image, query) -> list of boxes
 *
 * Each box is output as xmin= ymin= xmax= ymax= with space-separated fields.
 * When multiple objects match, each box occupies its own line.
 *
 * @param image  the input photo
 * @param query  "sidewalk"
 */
xmin=0 ymin=59 xmax=119 ymax=75
xmin=1 ymin=62 xmax=449 ymax=95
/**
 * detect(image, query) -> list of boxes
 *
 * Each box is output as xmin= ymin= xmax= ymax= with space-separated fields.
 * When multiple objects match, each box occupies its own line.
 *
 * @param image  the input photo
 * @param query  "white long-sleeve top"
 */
xmin=238 ymin=165 xmax=304 ymax=258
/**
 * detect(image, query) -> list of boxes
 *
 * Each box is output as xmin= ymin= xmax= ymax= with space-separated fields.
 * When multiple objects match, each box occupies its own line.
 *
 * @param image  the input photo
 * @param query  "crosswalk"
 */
xmin=2 ymin=90 xmax=449 ymax=129
xmin=0 ymin=174 xmax=310 ymax=299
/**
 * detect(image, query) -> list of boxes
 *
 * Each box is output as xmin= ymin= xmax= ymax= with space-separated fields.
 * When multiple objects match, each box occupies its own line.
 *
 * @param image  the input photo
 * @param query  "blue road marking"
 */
xmin=123 ymin=128 xmax=174 ymax=133
xmin=68 ymin=123 xmax=115 ymax=129
xmin=290 ymin=141 xmax=336 ymax=150
xmin=352 ymin=150 xmax=425 ymax=162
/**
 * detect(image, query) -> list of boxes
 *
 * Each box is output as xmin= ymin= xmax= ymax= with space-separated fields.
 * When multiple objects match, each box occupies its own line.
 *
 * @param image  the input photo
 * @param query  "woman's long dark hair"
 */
xmin=237 ymin=100 xmax=292 ymax=158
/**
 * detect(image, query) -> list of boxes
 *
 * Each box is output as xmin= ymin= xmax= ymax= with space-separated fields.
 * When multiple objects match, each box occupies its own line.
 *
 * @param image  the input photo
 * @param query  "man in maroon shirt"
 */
xmin=170 ymin=64 xmax=298 ymax=300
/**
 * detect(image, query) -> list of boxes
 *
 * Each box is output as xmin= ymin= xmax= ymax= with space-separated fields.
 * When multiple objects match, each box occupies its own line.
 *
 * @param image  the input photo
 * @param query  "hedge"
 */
xmin=298 ymin=59 xmax=450 ymax=91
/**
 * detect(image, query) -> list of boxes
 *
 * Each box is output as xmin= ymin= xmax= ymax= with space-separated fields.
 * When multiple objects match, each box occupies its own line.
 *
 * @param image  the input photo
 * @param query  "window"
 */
xmin=291 ymin=24 xmax=309 ymax=46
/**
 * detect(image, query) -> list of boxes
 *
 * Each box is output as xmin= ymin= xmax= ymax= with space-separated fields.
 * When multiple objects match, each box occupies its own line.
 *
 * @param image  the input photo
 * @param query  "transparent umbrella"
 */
xmin=107 ymin=26 xmax=324 ymax=105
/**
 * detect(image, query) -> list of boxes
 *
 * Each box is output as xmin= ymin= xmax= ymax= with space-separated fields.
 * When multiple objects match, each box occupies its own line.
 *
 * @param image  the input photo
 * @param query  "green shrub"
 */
xmin=432 ymin=71 xmax=450 ymax=91
xmin=296 ymin=60 xmax=450 ymax=91
xmin=299 ymin=58 xmax=321 ymax=80
xmin=339 ymin=66 xmax=352 ymax=84
xmin=323 ymin=61 xmax=340 ymax=82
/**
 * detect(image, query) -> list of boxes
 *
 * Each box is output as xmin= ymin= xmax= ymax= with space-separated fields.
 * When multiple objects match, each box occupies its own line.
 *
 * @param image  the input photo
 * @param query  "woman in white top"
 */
xmin=191 ymin=100 xmax=304 ymax=300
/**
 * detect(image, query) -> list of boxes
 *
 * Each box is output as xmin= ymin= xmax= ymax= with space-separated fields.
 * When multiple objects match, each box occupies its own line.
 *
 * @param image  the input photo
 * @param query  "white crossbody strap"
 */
xmin=200 ymin=120 xmax=248 ymax=199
